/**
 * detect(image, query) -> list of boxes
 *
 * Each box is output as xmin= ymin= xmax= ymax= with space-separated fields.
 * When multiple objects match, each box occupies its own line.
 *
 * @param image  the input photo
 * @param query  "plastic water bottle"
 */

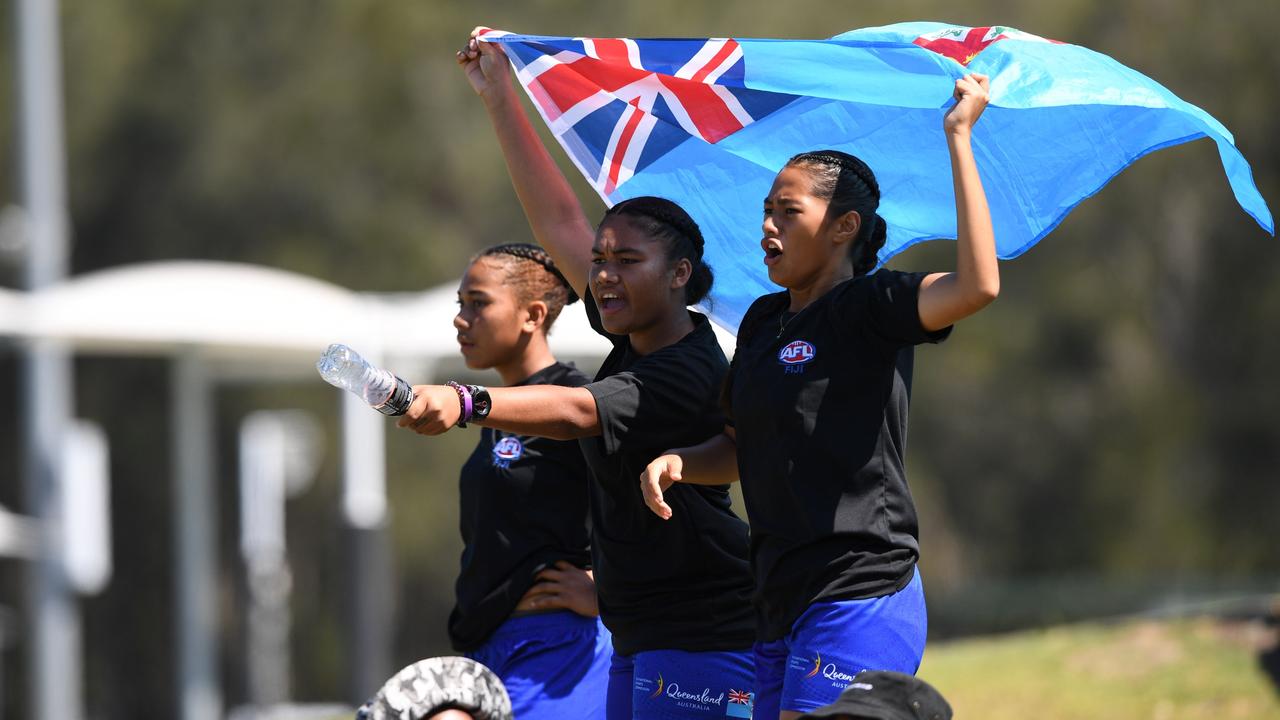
xmin=316 ymin=344 xmax=415 ymax=416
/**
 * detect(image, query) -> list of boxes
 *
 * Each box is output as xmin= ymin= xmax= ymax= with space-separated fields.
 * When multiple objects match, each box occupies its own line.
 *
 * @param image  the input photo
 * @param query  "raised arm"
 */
xmin=641 ymin=428 xmax=739 ymax=520
xmin=917 ymin=73 xmax=1000 ymax=332
xmin=458 ymin=28 xmax=595 ymax=297
xmin=397 ymin=383 xmax=601 ymax=440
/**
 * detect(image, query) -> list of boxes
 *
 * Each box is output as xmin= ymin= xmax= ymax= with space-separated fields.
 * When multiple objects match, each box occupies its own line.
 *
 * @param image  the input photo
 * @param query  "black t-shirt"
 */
xmin=580 ymin=295 xmax=756 ymax=655
xmin=727 ymin=269 xmax=951 ymax=641
xmin=448 ymin=361 xmax=594 ymax=651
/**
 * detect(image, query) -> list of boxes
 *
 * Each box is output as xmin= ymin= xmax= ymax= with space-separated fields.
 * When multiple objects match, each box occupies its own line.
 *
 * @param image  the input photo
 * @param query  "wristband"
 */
xmin=445 ymin=381 xmax=473 ymax=428
xmin=466 ymin=384 xmax=492 ymax=422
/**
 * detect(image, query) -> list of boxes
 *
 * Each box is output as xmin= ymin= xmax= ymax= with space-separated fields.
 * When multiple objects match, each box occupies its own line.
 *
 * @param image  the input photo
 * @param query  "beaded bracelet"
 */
xmin=444 ymin=381 xmax=473 ymax=428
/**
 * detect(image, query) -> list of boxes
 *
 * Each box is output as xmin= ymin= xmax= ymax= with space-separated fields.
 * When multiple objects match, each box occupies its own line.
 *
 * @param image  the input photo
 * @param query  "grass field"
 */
xmin=919 ymin=617 xmax=1280 ymax=719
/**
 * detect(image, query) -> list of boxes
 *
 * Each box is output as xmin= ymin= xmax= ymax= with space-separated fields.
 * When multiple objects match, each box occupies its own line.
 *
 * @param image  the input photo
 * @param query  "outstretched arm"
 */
xmin=641 ymin=428 xmax=739 ymax=520
xmin=917 ymin=73 xmax=1000 ymax=332
xmin=397 ymin=383 xmax=601 ymax=440
xmin=458 ymin=28 xmax=595 ymax=297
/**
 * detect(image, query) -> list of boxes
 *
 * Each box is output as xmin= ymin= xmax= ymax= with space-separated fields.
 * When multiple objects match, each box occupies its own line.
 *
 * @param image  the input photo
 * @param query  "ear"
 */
xmin=669 ymin=257 xmax=692 ymax=291
xmin=830 ymin=210 xmax=861 ymax=248
xmin=522 ymin=300 xmax=549 ymax=333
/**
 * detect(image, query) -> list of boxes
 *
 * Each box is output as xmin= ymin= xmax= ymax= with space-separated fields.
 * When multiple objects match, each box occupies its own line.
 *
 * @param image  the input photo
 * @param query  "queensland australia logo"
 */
xmin=665 ymin=683 xmax=724 ymax=711
xmin=808 ymin=650 xmax=860 ymax=691
xmin=491 ymin=436 xmax=524 ymax=469
xmin=795 ymin=652 xmax=859 ymax=689
xmin=637 ymin=670 xmax=730 ymax=712
xmin=778 ymin=340 xmax=816 ymax=374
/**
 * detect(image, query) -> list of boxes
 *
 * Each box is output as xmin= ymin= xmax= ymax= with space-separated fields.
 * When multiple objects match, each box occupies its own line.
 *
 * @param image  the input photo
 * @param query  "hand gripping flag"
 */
xmin=480 ymin=23 xmax=1274 ymax=330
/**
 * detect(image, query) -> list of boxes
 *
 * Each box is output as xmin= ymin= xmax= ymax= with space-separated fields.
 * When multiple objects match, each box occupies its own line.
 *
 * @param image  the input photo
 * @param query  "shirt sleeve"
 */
xmin=836 ymin=269 xmax=952 ymax=349
xmin=585 ymin=342 xmax=725 ymax=455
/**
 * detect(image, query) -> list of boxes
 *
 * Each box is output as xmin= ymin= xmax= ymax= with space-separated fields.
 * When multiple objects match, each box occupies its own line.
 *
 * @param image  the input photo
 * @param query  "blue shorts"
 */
xmin=608 ymin=647 xmax=755 ymax=720
xmin=752 ymin=567 xmax=927 ymax=717
xmin=466 ymin=610 xmax=612 ymax=720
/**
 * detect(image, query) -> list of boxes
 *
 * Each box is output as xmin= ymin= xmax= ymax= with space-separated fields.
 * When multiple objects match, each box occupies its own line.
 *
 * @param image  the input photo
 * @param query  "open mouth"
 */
xmin=597 ymin=290 xmax=626 ymax=314
xmin=762 ymin=239 xmax=784 ymax=265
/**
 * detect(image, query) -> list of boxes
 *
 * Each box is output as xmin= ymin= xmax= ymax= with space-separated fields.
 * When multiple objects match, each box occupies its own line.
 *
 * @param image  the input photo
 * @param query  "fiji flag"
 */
xmin=482 ymin=23 xmax=1273 ymax=330
xmin=725 ymin=689 xmax=753 ymax=718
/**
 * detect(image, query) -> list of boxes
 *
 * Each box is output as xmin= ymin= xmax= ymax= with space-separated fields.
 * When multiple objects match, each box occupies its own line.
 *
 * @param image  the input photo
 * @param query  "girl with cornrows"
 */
xmin=641 ymin=74 xmax=999 ymax=719
xmin=443 ymin=243 xmax=611 ymax=720
xmin=397 ymin=31 xmax=759 ymax=720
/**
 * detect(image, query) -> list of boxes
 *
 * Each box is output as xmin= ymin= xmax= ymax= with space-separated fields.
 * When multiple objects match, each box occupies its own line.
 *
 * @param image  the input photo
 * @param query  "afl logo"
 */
xmin=778 ymin=340 xmax=816 ymax=366
xmin=492 ymin=437 xmax=524 ymax=468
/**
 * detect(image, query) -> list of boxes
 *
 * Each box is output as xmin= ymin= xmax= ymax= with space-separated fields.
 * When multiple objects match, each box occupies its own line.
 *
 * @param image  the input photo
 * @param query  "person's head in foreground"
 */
xmin=591 ymin=195 xmax=714 ymax=336
xmin=796 ymin=670 xmax=952 ymax=720
xmin=455 ymin=243 xmax=578 ymax=381
xmin=354 ymin=656 xmax=513 ymax=720
xmin=762 ymin=149 xmax=887 ymax=292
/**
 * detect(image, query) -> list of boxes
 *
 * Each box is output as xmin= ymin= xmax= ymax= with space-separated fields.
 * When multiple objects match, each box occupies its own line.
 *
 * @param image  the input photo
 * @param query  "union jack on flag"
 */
xmin=725 ymin=688 xmax=753 ymax=717
xmin=481 ymin=25 xmax=1271 ymax=331
xmin=483 ymin=29 xmax=794 ymax=198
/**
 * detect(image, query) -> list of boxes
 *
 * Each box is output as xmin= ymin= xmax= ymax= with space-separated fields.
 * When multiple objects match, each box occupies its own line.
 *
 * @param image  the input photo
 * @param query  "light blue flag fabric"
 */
xmin=483 ymin=23 xmax=1273 ymax=330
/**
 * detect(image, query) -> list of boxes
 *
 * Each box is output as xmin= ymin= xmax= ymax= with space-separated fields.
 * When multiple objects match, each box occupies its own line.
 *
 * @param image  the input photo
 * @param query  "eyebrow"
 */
xmin=591 ymin=246 xmax=644 ymax=255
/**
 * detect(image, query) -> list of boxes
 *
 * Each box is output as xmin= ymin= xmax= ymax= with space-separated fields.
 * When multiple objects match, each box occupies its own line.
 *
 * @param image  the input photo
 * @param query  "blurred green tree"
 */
xmin=0 ymin=1 xmax=1275 ymax=716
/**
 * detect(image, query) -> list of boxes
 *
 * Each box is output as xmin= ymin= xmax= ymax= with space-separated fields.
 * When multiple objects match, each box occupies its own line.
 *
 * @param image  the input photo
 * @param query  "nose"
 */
xmin=762 ymin=213 xmax=778 ymax=237
xmin=453 ymin=311 xmax=469 ymax=331
xmin=594 ymin=263 xmax=616 ymax=286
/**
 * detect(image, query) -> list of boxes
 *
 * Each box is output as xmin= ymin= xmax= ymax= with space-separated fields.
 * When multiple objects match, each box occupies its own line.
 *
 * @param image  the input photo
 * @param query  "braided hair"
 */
xmin=786 ymin=150 xmax=887 ymax=277
xmin=601 ymin=196 xmax=715 ymax=306
xmin=473 ymin=243 xmax=579 ymax=330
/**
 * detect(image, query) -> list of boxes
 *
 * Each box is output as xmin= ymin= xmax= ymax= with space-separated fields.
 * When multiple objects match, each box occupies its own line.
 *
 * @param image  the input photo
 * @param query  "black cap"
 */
xmin=796 ymin=671 xmax=952 ymax=720
xmin=354 ymin=656 xmax=513 ymax=720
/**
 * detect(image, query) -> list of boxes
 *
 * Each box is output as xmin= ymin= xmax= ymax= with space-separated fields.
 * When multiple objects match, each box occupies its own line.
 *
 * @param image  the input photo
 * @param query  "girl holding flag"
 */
xmin=396 ymin=30 xmax=760 ymax=720
xmin=442 ymin=243 xmax=611 ymax=720
xmin=641 ymin=74 xmax=999 ymax=719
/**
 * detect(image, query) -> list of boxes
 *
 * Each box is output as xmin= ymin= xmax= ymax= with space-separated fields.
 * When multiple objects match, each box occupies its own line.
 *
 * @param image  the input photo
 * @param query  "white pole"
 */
xmin=341 ymin=388 xmax=387 ymax=531
xmin=340 ymin=387 xmax=391 ymax=702
xmin=173 ymin=353 xmax=221 ymax=720
xmin=14 ymin=0 xmax=69 ymax=288
xmin=338 ymin=349 xmax=422 ymax=702
xmin=0 ymin=506 xmax=41 ymax=560
xmin=238 ymin=411 xmax=300 ymax=707
xmin=62 ymin=420 xmax=112 ymax=595
xmin=14 ymin=0 xmax=78 ymax=718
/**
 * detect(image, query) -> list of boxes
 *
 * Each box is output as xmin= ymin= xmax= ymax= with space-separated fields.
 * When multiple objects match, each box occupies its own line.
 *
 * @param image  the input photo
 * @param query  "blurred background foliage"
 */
xmin=0 ymin=0 xmax=1276 ymax=716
